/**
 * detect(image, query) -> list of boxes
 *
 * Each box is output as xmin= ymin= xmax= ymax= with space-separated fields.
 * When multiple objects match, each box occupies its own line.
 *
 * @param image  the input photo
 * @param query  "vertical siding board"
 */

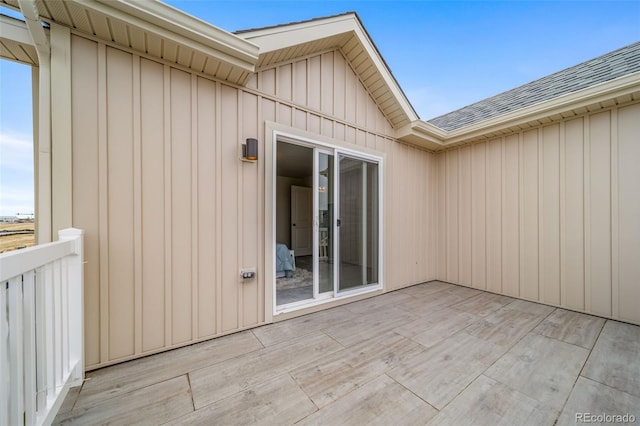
xmin=356 ymin=81 xmax=367 ymax=128
xmin=564 ymin=118 xmax=585 ymax=311
xmin=292 ymin=60 xmax=307 ymax=106
xmin=170 ymin=68 xmax=193 ymax=345
xmin=583 ymin=116 xmax=591 ymax=313
xmin=542 ymin=125 xmax=561 ymax=305
xmin=237 ymin=92 xmax=244 ymax=328
xmin=459 ymin=146 xmax=472 ymax=286
xmin=106 ymin=47 xmax=135 ymax=359
xmin=431 ymin=154 xmax=438 ymax=280
xmin=559 ymin=122 xmax=566 ymax=307
xmin=215 ymin=82 xmax=224 ymax=334
xmin=197 ymin=77 xmax=217 ymax=338
xmin=257 ymin=95 xmax=265 ymax=324
xmin=345 ymin=60 xmax=357 ymax=124
xmin=97 ymin=43 xmax=109 ymax=364
xmin=422 ymin=149 xmax=430 ymax=282
xmin=279 ymin=104 xmax=292 ymax=127
xmin=616 ymin=104 xmax=640 ymax=323
xmin=140 ymin=58 xmax=166 ymax=351
xmin=132 ymin=55 xmax=143 ymax=355
xmin=471 ymin=143 xmax=486 ymax=289
xmin=163 ymin=65 xmax=173 ymax=345
xmin=191 ymin=74 xmax=199 ymax=340
xmin=308 ymin=56 xmax=321 ymax=111
xmin=589 ymin=111 xmax=612 ymax=317
xmin=522 ymin=129 xmax=539 ymax=300
xmin=437 ymin=152 xmax=447 ymax=281
xmin=333 ymin=52 xmax=346 ymax=120
xmin=277 ymin=64 xmax=292 ymax=102
xmin=259 ymin=68 xmax=276 ymax=97
xmin=242 ymin=92 xmax=260 ymax=327
xmin=321 ymin=52 xmax=334 ymax=115
xmin=503 ymin=134 xmax=519 ymax=297
xmin=610 ymin=109 xmax=619 ymax=319
xmin=221 ymin=85 xmax=239 ymax=332
xmin=70 ymin=36 xmax=100 ymax=366
xmin=446 ymin=150 xmax=459 ymax=283
xmin=486 ymin=139 xmax=502 ymax=293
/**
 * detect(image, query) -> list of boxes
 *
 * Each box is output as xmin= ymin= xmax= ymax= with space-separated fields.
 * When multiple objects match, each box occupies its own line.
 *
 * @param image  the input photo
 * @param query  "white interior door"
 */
xmin=291 ymin=185 xmax=313 ymax=256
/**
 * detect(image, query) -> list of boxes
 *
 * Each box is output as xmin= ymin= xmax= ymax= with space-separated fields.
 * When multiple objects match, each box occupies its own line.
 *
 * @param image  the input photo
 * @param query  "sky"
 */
xmin=1 ymin=0 xmax=639 ymax=216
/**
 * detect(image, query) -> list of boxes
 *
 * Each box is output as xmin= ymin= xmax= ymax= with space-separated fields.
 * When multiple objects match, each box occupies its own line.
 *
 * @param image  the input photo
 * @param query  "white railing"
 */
xmin=1 ymin=228 xmax=84 ymax=426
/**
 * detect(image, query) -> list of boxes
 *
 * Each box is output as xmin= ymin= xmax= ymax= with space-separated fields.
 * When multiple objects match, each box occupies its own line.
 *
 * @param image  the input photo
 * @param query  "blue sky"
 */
xmin=1 ymin=0 xmax=639 ymax=216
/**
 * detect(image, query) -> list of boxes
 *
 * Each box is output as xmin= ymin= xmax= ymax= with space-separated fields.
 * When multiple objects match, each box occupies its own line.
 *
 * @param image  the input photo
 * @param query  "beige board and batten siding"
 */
xmin=70 ymin=34 xmax=438 ymax=369
xmin=436 ymin=102 xmax=640 ymax=325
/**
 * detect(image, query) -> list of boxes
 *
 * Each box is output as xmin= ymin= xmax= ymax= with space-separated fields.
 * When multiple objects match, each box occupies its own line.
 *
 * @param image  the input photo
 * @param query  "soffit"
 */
xmin=236 ymin=13 xmax=419 ymax=129
xmin=2 ymin=0 xmax=259 ymax=84
xmin=0 ymin=14 xmax=39 ymax=65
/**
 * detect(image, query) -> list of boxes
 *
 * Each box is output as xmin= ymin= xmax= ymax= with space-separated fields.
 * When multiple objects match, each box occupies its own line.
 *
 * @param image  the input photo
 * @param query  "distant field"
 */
xmin=0 ymin=222 xmax=35 ymax=253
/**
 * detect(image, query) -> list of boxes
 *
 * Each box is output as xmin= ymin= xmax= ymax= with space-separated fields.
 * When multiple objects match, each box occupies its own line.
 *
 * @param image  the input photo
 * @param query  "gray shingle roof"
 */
xmin=428 ymin=41 xmax=640 ymax=131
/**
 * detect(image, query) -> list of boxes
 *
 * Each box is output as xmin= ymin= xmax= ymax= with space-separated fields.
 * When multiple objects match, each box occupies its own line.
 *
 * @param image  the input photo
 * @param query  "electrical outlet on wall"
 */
xmin=240 ymin=268 xmax=256 ymax=280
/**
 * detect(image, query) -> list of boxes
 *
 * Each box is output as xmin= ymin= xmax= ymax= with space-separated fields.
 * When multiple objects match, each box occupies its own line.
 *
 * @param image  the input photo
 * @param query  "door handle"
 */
xmin=292 ymin=223 xmax=296 ymax=227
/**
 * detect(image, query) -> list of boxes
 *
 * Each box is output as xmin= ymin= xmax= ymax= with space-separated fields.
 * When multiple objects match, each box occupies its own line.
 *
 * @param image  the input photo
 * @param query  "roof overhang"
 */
xmin=0 ymin=14 xmax=40 ymax=65
xmin=397 ymin=71 xmax=640 ymax=151
xmin=1 ymin=0 xmax=260 ymax=84
xmin=236 ymin=13 xmax=419 ymax=129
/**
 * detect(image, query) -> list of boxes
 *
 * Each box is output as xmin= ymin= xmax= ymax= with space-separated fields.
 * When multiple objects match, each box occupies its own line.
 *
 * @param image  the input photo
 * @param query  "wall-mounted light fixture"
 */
xmin=241 ymin=138 xmax=258 ymax=162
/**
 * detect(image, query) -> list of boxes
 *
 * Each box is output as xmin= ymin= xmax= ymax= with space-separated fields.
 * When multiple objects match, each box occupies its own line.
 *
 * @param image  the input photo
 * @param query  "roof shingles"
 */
xmin=427 ymin=41 xmax=640 ymax=131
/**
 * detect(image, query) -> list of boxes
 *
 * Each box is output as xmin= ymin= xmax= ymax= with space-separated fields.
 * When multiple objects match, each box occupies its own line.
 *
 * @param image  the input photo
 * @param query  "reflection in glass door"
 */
xmin=316 ymin=152 xmax=334 ymax=294
xmin=337 ymin=155 xmax=379 ymax=292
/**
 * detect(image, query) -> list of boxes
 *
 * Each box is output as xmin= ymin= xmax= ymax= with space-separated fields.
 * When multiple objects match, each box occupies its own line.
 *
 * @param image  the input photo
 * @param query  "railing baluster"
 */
xmin=35 ymin=267 xmax=47 ymax=412
xmin=53 ymin=259 xmax=63 ymax=387
xmin=61 ymin=259 xmax=69 ymax=378
xmin=1 ymin=280 xmax=9 ymax=426
xmin=23 ymin=270 xmax=37 ymax=426
xmin=44 ymin=262 xmax=55 ymax=402
xmin=8 ymin=276 xmax=25 ymax=425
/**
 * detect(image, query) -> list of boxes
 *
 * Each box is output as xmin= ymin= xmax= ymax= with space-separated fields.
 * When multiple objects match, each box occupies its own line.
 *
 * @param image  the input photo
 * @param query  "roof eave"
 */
xmin=35 ymin=0 xmax=260 ymax=79
xmin=402 ymin=71 xmax=640 ymax=151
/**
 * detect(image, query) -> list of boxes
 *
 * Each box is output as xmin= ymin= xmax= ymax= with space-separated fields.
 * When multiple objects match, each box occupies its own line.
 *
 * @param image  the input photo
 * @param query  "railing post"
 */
xmin=0 ymin=281 xmax=9 ymax=425
xmin=58 ymin=228 xmax=84 ymax=383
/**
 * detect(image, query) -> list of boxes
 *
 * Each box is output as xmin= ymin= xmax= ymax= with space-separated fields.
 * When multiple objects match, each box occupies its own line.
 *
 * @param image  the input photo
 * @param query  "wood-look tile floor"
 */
xmin=54 ymin=281 xmax=640 ymax=426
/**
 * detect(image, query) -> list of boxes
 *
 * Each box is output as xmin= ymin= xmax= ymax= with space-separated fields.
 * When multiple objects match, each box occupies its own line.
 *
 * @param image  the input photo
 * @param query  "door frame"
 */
xmin=266 ymin=123 xmax=384 ymax=318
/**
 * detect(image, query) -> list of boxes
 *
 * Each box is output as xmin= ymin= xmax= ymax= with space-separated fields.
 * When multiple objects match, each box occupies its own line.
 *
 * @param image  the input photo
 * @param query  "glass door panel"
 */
xmin=317 ymin=152 xmax=334 ymax=294
xmin=337 ymin=155 xmax=379 ymax=292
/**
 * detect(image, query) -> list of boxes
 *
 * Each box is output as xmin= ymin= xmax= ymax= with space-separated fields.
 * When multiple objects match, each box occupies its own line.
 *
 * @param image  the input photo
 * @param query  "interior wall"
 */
xmin=437 ymin=102 xmax=640 ymax=325
xmin=70 ymin=34 xmax=438 ymax=369
xmin=276 ymin=176 xmax=309 ymax=246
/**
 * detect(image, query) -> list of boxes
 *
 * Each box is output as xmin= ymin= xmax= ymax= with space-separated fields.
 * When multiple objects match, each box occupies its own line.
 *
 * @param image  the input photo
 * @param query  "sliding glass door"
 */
xmin=275 ymin=137 xmax=381 ymax=309
xmin=337 ymin=155 xmax=379 ymax=293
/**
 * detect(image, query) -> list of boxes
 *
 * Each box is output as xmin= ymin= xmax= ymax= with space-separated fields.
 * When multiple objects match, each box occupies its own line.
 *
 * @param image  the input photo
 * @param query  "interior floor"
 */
xmin=276 ymin=256 xmax=373 ymax=306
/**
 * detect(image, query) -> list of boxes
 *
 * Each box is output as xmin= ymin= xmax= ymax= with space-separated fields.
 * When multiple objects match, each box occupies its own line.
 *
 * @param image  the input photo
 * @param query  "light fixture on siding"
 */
xmin=241 ymin=138 xmax=258 ymax=162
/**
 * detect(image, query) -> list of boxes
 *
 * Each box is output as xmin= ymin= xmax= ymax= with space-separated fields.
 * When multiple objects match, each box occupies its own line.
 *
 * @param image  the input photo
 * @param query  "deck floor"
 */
xmin=54 ymin=281 xmax=640 ymax=425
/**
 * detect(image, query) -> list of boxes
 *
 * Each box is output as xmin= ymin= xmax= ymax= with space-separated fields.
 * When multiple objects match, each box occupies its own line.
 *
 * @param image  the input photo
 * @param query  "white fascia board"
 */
xmin=350 ymin=22 xmax=419 ymax=122
xmin=0 ymin=15 xmax=34 ymax=45
xmin=237 ymin=14 xmax=356 ymax=52
xmin=395 ymin=121 xmax=446 ymax=149
xmin=74 ymin=0 xmax=259 ymax=72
